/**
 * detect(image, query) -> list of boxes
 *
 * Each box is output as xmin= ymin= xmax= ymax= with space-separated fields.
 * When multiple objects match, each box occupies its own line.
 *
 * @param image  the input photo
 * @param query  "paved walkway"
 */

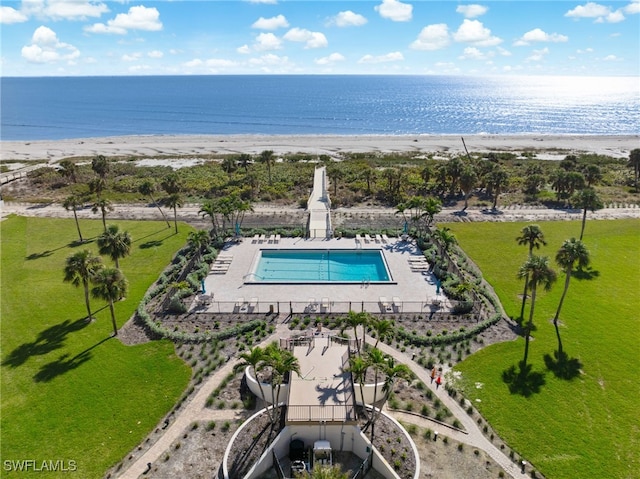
xmin=369 ymin=332 xmax=525 ymax=478
xmin=117 ymin=321 xmax=527 ymax=479
xmin=307 ymin=166 xmax=331 ymax=238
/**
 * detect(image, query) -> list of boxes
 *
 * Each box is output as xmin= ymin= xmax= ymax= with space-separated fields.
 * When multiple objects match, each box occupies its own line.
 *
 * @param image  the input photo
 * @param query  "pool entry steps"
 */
xmin=307 ymin=166 xmax=332 ymax=239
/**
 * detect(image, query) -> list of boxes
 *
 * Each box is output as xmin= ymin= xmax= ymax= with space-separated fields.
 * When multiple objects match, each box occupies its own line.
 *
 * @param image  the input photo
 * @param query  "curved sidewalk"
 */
xmin=370 ymin=334 xmax=525 ymax=478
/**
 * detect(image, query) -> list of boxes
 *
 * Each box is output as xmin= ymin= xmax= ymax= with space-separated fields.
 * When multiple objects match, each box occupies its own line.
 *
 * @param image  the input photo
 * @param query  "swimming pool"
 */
xmin=250 ymin=249 xmax=392 ymax=283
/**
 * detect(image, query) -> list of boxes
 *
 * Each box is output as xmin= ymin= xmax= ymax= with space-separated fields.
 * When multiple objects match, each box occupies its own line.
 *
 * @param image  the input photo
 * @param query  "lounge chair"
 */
xmin=307 ymin=298 xmax=317 ymax=312
xmin=375 ymin=234 xmax=382 ymax=243
xmin=355 ymin=234 xmax=362 ymax=244
xmin=364 ymin=234 xmax=372 ymax=244
xmin=321 ymin=297 xmax=330 ymax=312
xmin=258 ymin=234 xmax=266 ymax=243
xmin=234 ymin=297 xmax=245 ymax=312
xmin=267 ymin=234 xmax=275 ymax=244
xmin=249 ymin=297 xmax=258 ymax=312
xmin=251 ymin=234 xmax=259 ymax=243
xmin=379 ymin=296 xmax=391 ymax=312
xmin=408 ymin=256 xmax=427 ymax=262
xmin=381 ymin=234 xmax=390 ymax=244
xmin=275 ymin=234 xmax=281 ymax=244
xmin=392 ymin=296 xmax=401 ymax=312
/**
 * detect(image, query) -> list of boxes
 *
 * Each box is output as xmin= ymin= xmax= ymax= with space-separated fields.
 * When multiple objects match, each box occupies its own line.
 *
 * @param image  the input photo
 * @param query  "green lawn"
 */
xmin=448 ymin=219 xmax=640 ymax=479
xmin=1 ymin=216 xmax=192 ymax=478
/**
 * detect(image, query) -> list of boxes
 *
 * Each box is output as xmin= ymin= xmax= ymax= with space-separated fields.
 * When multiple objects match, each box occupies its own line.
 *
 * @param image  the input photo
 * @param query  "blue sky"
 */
xmin=1 ymin=0 xmax=638 ymax=76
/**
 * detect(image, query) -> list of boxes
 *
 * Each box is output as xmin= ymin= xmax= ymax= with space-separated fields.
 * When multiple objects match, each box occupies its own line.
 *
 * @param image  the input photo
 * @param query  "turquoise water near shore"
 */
xmin=1 ymin=75 xmax=638 ymax=140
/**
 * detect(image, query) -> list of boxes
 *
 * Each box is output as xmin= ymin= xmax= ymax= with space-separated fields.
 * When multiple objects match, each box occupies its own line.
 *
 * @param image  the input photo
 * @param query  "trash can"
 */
xmin=269 ymin=304 xmax=274 ymax=314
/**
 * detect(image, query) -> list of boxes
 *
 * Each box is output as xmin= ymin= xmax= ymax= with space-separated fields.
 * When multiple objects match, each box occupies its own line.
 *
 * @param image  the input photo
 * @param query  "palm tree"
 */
xmin=259 ymin=150 xmax=275 ymax=185
xmin=367 ymin=348 xmax=386 ymax=439
xmin=553 ymin=238 xmax=590 ymax=355
xmin=222 ymin=157 xmax=237 ymax=174
xmin=138 ymin=179 xmax=171 ymax=228
xmin=91 ymin=267 xmax=128 ymax=336
xmin=91 ymin=155 xmax=109 ymax=180
xmin=361 ymin=166 xmax=376 ymax=195
xmin=88 ymin=177 xmax=106 ymax=199
xmin=516 ymin=224 xmax=547 ymax=319
xmin=572 ymin=188 xmax=604 ymax=240
xmin=63 ymin=250 xmax=104 ymax=321
xmin=583 ymin=164 xmax=602 ymax=187
xmin=163 ymin=193 xmax=183 ymax=234
xmin=91 ymin=197 xmax=113 ymax=231
xmin=327 ymin=165 xmax=344 ymax=197
xmin=188 ymin=229 xmax=210 ymax=262
xmin=238 ymin=153 xmax=252 ymax=172
xmin=371 ymin=318 xmax=393 ymax=349
xmin=161 ymin=173 xmax=181 ymax=195
xmin=239 ymin=346 xmax=272 ymax=421
xmin=199 ymin=199 xmax=222 ymax=237
xmin=345 ymin=311 xmax=367 ymax=354
xmin=371 ymin=355 xmax=411 ymax=441
xmin=628 ymin=148 xmax=640 ymax=193
xmin=459 ymin=164 xmax=477 ymax=210
xmin=347 ymin=355 xmax=370 ymax=421
xmin=517 ymin=255 xmax=557 ymax=370
xmin=434 ymin=226 xmax=457 ymax=252
xmin=264 ymin=344 xmax=300 ymax=425
xmin=97 ymin=224 xmax=132 ymax=269
xmin=63 ymin=194 xmax=85 ymax=243
xmin=488 ymin=167 xmax=509 ymax=210
xmin=423 ymin=196 xmax=442 ymax=228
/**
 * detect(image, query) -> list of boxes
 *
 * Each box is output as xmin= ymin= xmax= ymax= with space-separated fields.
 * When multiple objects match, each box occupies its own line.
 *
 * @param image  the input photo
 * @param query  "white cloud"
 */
xmin=283 ymin=28 xmax=328 ymax=48
xmin=248 ymin=53 xmax=291 ymax=66
xmin=254 ymin=32 xmax=282 ymax=51
xmin=514 ymin=28 xmax=568 ymax=46
xmin=565 ymin=2 xmax=610 ymax=18
xmin=358 ymin=51 xmax=404 ymax=63
xmin=43 ymin=0 xmax=109 ymax=21
xmin=624 ymin=0 xmax=640 ymax=14
xmin=374 ymin=0 xmax=412 ymax=22
xmin=122 ymin=52 xmax=142 ymax=62
xmin=21 ymin=25 xmax=80 ymax=64
xmin=526 ymin=47 xmax=549 ymax=62
xmin=602 ymin=54 xmax=620 ymax=61
xmin=315 ymin=52 xmax=346 ymax=65
xmin=184 ymin=58 xmax=203 ymax=68
xmin=497 ymin=46 xmax=512 ymax=56
xmin=599 ymin=10 xmax=625 ymax=22
xmin=0 ymin=6 xmax=28 ymax=24
xmin=147 ymin=50 xmax=163 ymax=58
xmin=329 ymin=10 xmax=367 ymax=27
xmin=577 ymin=47 xmax=594 ymax=53
xmin=237 ymin=44 xmax=251 ymax=54
xmin=453 ymin=19 xmax=502 ymax=46
xmin=459 ymin=47 xmax=487 ymax=60
xmin=251 ymin=14 xmax=289 ymax=30
xmin=85 ymin=5 xmax=162 ymax=35
xmin=247 ymin=0 xmax=278 ymax=4
xmin=410 ymin=23 xmax=450 ymax=51
xmin=456 ymin=4 xmax=488 ymax=18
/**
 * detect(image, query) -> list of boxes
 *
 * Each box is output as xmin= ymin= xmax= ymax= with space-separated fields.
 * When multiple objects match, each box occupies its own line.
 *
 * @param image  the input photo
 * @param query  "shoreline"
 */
xmin=1 ymin=134 xmax=638 ymax=162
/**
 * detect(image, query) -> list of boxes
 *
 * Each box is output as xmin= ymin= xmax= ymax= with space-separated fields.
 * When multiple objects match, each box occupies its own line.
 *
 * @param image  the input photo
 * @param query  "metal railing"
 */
xmin=286 ymin=404 xmax=356 ymax=423
xmin=193 ymin=298 xmax=483 ymax=318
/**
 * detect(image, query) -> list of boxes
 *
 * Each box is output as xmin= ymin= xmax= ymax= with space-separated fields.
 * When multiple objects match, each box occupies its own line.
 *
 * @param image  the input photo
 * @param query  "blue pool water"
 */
xmin=253 ymin=249 xmax=391 ymax=283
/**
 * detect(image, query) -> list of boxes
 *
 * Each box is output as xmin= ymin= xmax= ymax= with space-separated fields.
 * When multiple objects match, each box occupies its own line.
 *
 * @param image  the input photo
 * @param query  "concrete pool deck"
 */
xmin=198 ymin=236 xmax=449 ymax=314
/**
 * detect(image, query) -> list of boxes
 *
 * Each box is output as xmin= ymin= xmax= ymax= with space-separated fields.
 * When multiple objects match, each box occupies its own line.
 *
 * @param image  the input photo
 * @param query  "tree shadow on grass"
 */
xmin=139 ymin=239 xmax=165 ymax=249
xmin=502 ymin=362 xmax=546 ymax=397
xmin=572 ymin=267 xmax=600 ymax=281
xmin=544 ymin=350 xmax=583 ymax=380
xmin=2 ymin=318 xmax=90 ymax=368
xmin=33 ymin=336 xmax=112 ymax=383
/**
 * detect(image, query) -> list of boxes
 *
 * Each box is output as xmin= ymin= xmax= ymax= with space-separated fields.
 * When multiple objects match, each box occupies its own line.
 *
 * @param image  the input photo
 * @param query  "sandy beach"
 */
xmin=1 ymin=134 xmax=638 ymax=163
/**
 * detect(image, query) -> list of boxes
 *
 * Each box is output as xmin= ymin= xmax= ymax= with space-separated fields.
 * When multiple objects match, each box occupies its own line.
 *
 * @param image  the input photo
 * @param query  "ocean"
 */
xmin=1 ymin=75 xmax=638 ymax=141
